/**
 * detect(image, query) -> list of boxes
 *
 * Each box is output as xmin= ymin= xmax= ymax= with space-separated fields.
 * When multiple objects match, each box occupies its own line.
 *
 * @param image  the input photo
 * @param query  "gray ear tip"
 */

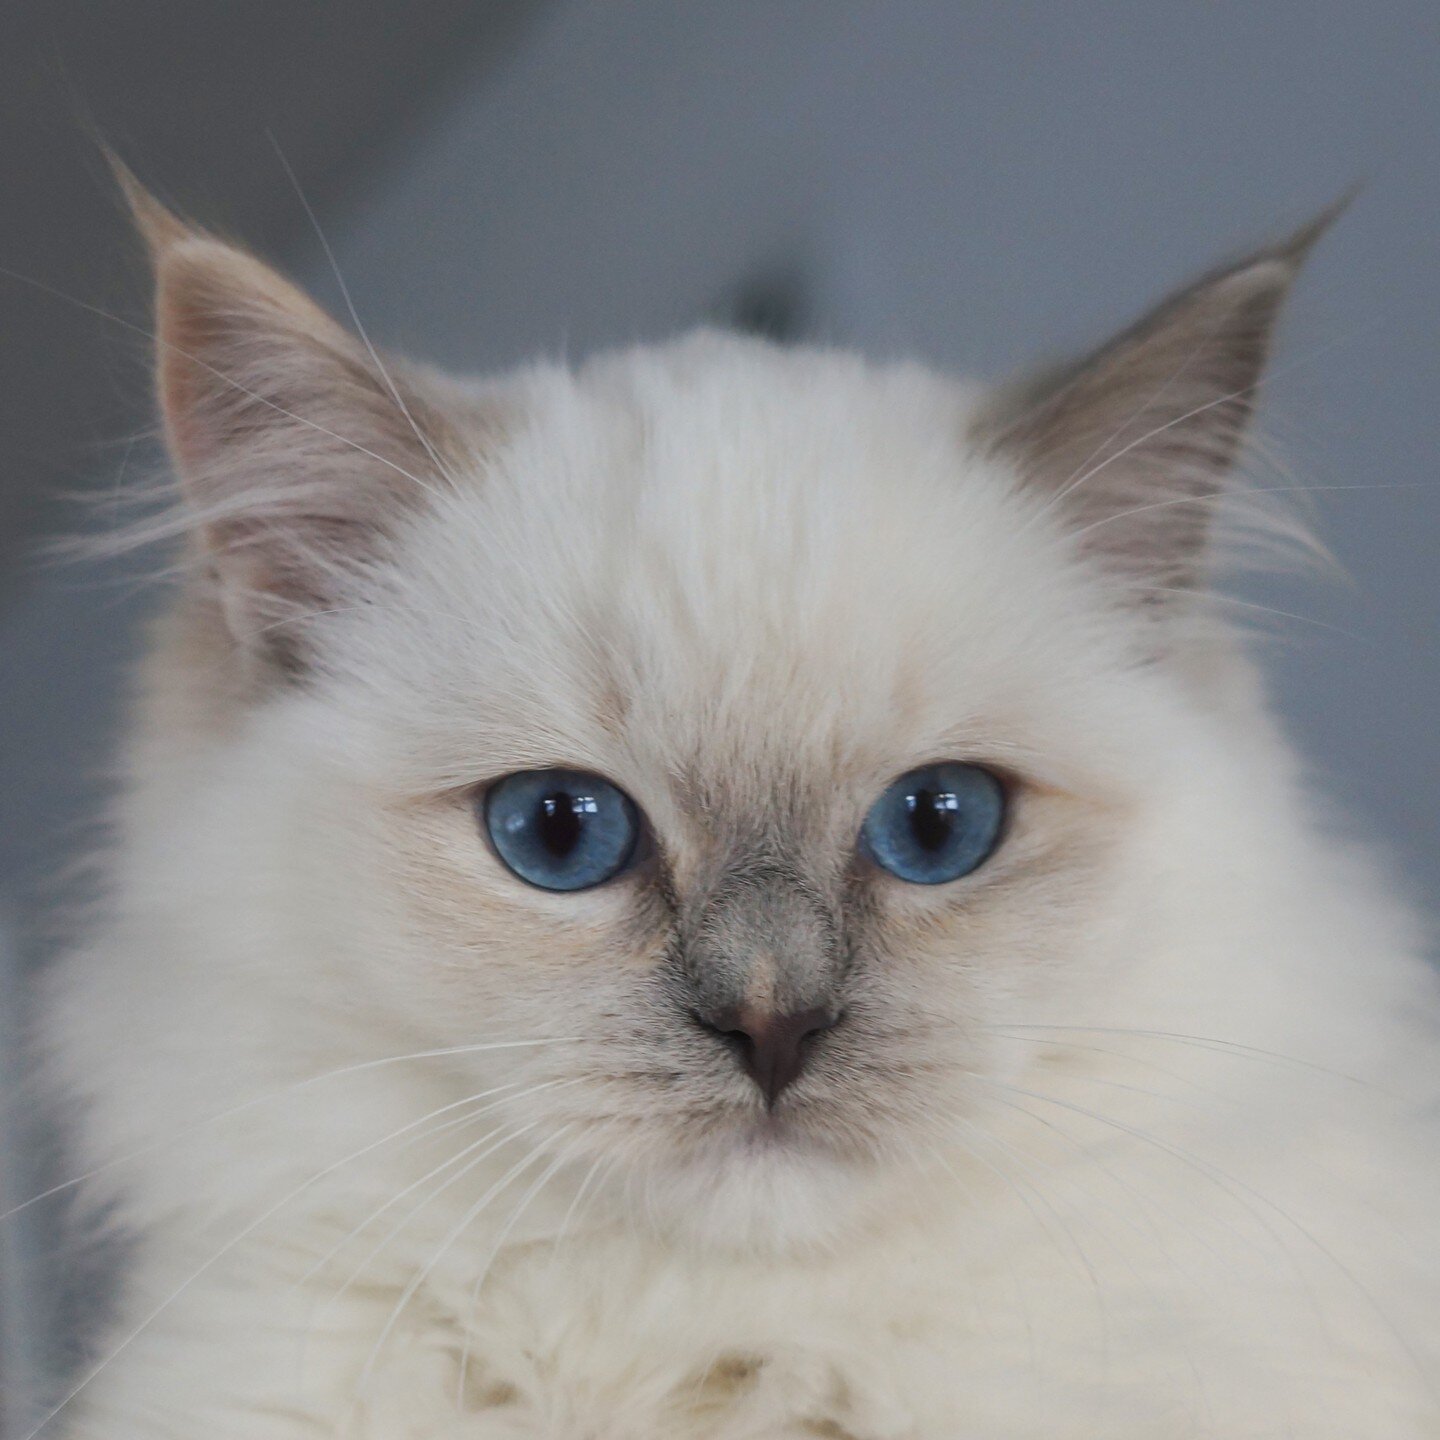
xmin=104 ymin=147 xmax=196 ymax=256
xmin=1206 ymin=186 xmax=1359 ymax=310
xmin=1271 ymin=182 xmax=1363 ymax=268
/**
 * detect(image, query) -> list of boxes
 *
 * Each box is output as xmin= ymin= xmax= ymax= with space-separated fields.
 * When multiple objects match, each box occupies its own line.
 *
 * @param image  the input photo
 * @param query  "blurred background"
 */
xmin=2 ymin=1 xmax=1437 ymax=1427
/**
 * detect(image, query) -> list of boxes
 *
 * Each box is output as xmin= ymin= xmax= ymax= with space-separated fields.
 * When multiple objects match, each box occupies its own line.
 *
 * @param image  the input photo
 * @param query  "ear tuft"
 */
xmin=107 ymin=151 xmax=196 ymax=257
xmin=117 ymin=166 xmax=465 ymax=675
xmin=976 ymin=201 xmax=1347 ymax=594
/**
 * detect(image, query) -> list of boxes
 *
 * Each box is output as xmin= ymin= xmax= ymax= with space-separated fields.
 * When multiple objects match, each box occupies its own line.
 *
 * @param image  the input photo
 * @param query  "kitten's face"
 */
xmin=132 ymin=190 xmax=1309 ymax=1250
xmin=238 ymin=341 xmax=1176 ymax=1249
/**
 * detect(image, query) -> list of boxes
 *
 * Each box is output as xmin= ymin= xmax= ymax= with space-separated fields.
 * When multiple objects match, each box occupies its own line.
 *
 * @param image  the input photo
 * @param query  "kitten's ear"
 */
xmin=976 ymin=206 xmax=1343 ymax=591
xmin=118 ymin=166 xmax=457 ymax=668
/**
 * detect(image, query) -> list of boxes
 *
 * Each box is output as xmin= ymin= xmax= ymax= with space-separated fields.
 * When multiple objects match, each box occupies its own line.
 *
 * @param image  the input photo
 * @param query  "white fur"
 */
xmin=39 ymin=331 xmax=1440 ymax=1438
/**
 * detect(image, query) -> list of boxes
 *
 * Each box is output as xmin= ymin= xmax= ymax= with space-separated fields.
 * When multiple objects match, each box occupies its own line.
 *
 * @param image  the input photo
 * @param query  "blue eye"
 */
xmin=483 ymin=769 xmax=641 ymax=892
xmin=860 ymin=763 xmax=1005 ymax=885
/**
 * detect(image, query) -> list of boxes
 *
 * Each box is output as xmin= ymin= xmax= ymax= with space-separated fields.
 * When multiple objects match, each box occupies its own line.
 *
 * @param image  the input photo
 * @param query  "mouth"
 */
xmin=733 ymin=1107 xmax=805 ymax=1150
xmin=708 ymin=1091 xmax=873 ymax=1168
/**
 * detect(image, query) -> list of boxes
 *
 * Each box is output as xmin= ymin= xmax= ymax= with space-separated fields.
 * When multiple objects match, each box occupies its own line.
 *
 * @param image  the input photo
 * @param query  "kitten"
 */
xmin=31 ymin=176 xmax=1440 ymax=1439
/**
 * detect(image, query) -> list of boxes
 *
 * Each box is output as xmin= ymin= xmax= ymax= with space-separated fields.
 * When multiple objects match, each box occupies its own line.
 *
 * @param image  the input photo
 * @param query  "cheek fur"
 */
xmin=376 ymin=792 xmax=673 ymax=1030
xmin=860 ymin=783 xmax=1134 ymax=1017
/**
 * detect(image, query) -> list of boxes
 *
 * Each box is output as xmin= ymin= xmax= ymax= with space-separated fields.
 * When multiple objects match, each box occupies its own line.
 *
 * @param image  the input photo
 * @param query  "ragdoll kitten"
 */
xmin=32 ymin=177 xmax=1440 ymax=1440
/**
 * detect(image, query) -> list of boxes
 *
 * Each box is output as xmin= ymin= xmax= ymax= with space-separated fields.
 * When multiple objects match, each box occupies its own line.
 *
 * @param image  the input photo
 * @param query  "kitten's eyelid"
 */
xmin=864 ymin=755 xmax=1025 ymax=804
xmin=459 ymin=763 xmax=621 ymax=798
xmin=919 ymin=740 xmax=1119 ymax=804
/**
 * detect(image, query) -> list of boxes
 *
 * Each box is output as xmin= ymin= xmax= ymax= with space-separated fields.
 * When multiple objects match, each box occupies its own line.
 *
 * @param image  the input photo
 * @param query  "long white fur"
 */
xmin=36 ymin=325 xmax=1440 ymax=1439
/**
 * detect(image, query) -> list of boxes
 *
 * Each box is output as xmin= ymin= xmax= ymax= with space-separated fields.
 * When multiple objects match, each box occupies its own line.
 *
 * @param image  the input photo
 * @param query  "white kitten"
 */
xmin=33 ymin=180 xmax=1440 ymax=1439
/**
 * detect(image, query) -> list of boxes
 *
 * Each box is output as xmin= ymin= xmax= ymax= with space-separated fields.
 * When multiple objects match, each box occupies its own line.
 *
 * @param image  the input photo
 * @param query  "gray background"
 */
xmin=2 ymin=1 xmax=1437 ymax=1427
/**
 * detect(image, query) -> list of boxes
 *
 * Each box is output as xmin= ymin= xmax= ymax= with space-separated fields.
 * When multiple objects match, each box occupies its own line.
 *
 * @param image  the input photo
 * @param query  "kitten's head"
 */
xmin=122 ymin=177 xmax=1325 ymax=1251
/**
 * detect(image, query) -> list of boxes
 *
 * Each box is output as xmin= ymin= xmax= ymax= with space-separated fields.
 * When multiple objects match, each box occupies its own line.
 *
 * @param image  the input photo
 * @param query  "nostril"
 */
xmin=798 ymin=1008 xmax=842 ymax=1045
xmin=691 ymin=1013 xmax=761 ymax=1077
xmin=691 ymin=1003 xmax=842 ymax=1106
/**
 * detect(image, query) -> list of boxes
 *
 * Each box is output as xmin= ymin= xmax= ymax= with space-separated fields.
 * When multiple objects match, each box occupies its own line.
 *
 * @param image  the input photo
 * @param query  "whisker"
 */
xmin=310 ymin=1079 xmax=583 ymax=1316
xmin=887 ymin=1135 xmax=1012 ymax=1352
xmin=351 ymin=1125 xmax=555 ymax=1403
xmin=1035 ymin=325 xmax=1226 ymax=519
xmin=455 ymin=1129 xmax=576 ymax=1408
xmin=250 ymin=599 xmax=497 ymax=649
xmin=291 ymin=1085 xmax=525 ymax=1295
xmin=990 ymin=1024 xmax=1394 ymax=1096
xmin=1070 ymin=482 xmax=1435 ymax=552
xmin=543 ymin=1149 xmax=613 ymax=1286
xmin=17 ymin=1081 xmax=545 ymax=1440
xmin=267 ymin=133 xmax=462 ymax=491
xmin=1026 ymin=322 xmax=1384 ymax=528
xmin=0 ymin=263 xmax=445 ymax=505
xmin=975 ymin=1086 xmax=1243 ymax=1282
xmin=956 ymin=1096 xmax=1227 ymax=1424
xmin=973 ymin=1090 xmax=1170 ymax=1250
xmin=1137 ymin=585 xmax=1371 ymax=644
xmin=991 ymin=1031 xmax=1229 ymax=1102
xmin=977 ymin=1075 xmax=1436 ymax=1404
xmin=947 ymin=1115 xmax=1110 ymax=1328
xmin=316 ymin=1117 xmax=531 ymax=1324
xmin=929 ymin=1140 xmax=1041 ymax=1380
xmin=2 ymin=1036 xmax=580 ymax=1223
xmin=980 ymin=1077 xmax=1333 ymax=1366
xmin=994 ymin=1032 xmax=1419 ymax=1275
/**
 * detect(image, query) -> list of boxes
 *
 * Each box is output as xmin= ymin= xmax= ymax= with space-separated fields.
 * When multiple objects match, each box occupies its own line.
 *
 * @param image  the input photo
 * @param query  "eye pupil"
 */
xmin=484 ymin=770 xmax=640 ymax=892
xmin=862 ymin=763 xmax=1004 ymax=885
xmin=537 ymin=792 xmax=585 ymax=857
xmin=907 ymin=788 xmax=958 ymax=853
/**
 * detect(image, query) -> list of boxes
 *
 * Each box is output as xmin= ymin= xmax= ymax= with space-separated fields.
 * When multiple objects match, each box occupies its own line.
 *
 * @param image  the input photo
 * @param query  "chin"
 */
xmin=631 ymin=1116 xmax=886 ymax=1256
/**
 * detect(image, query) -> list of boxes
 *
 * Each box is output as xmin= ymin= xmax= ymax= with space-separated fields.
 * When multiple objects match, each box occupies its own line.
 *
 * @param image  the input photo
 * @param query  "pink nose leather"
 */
xmin=700 ymin=1003 xmax=838 ymax=1106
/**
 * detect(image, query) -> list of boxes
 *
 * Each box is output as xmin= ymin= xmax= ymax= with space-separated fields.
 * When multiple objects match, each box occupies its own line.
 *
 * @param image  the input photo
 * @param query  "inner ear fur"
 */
xmin=117 ymin=164 xmax=465 ymax=671
xmin=974 ymin=204 xmax=1344 ymax=591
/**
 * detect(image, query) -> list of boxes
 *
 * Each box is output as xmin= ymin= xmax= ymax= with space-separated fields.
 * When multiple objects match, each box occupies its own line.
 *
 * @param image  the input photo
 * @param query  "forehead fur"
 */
xmin=309 ymin=330 xmax=1155 ymax=804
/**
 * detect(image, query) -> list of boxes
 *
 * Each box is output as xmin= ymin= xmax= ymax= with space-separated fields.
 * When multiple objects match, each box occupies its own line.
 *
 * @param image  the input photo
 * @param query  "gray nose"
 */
xmin=693 ymin=1003 xmax=840 ymax=1107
